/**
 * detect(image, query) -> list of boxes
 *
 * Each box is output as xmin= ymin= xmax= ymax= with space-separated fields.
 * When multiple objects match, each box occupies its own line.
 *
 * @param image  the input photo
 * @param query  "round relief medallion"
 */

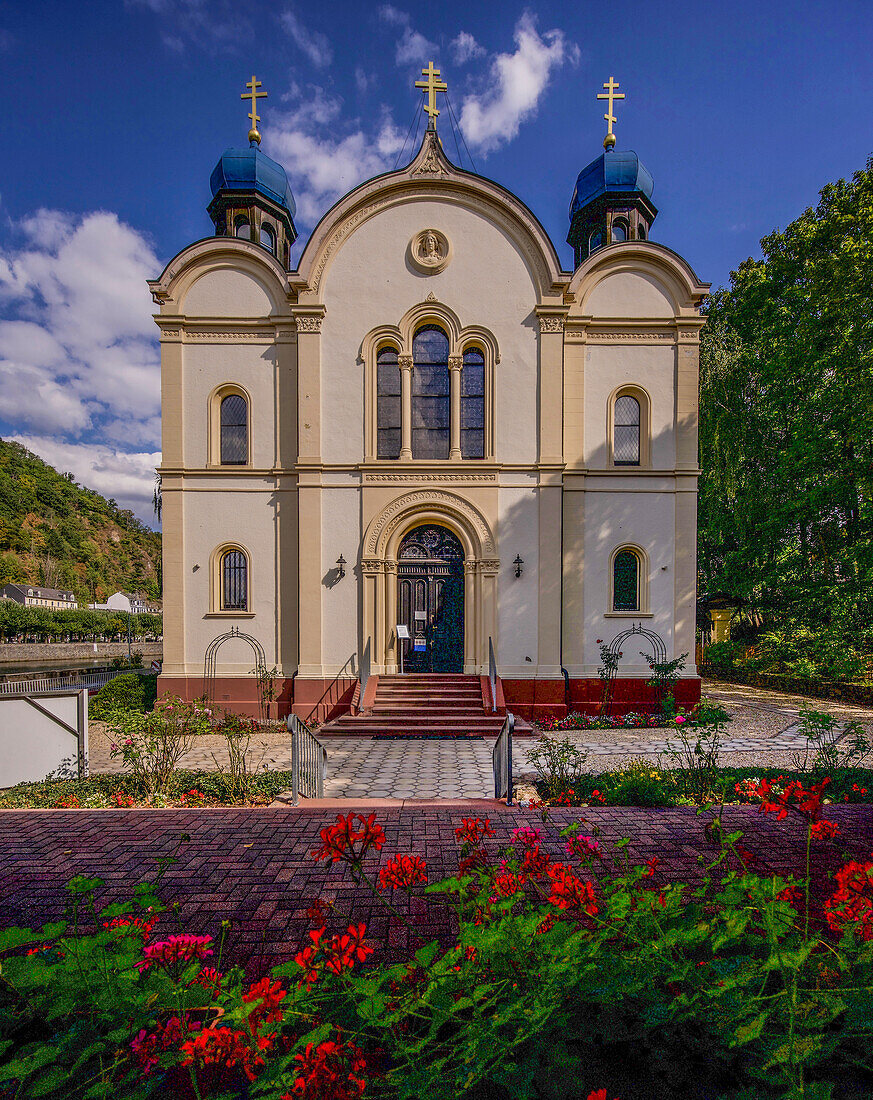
xmin=408 ymin=228 xmax=451 ymax=274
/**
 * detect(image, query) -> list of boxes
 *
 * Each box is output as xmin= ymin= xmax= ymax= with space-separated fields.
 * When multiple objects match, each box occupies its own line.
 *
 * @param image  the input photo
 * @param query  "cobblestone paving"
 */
xmin=2 ymin=806 xmax=871 ymax=972
xmin=85 ymin=680 xmax=873 ymax=800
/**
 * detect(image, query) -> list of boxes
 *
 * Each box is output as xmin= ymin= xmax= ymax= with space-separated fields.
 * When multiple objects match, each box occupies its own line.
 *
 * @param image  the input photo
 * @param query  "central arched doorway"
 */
xmin=397 ymin=524 xmax=464 ymax=672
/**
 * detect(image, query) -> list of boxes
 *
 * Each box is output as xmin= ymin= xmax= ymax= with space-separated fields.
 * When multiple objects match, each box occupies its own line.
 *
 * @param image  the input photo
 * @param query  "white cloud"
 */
xmin=280 ymin=9 xmax=333 ymax=68
xmin=11 ymin=435 xmax=160 ymax=521
xmin=378 ymin=5 xmax=437 ymax=66
xmin=265 ymin=90 xmax=404 ymax=226
xmin=126 ymin=0 xmax=251 ymax=52
xmin=0 ymin=209 xmax=161 ymax=524
xmin=459 ymin=12 xmax=579 ymax=154
xmin=451 ymin=31 xmax=485 ymax=65
xmin=355 ymin=66 xmax=374 ymax=94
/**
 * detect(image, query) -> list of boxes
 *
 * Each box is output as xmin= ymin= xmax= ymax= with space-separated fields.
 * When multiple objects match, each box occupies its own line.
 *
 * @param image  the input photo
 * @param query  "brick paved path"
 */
xmin=2 ymin=805 xmax=872 ymax=974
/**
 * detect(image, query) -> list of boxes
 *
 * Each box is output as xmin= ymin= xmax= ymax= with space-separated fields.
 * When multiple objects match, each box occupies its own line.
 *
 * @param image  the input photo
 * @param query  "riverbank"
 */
xmin=0 ymin=640 xmax=162 ymax=674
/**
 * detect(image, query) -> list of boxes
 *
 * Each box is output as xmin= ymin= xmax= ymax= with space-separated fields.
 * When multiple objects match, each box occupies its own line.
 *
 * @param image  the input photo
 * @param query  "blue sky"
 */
xmin=2 ymin=0 xmax=872 ymax=525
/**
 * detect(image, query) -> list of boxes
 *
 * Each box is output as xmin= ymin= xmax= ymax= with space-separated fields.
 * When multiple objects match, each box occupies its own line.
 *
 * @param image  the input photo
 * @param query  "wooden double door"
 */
xmin=397 ymin=524 xmax=464 ymax=673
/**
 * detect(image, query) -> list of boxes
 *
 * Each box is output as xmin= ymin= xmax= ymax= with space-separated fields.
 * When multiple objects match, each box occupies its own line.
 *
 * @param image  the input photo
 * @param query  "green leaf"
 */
xmin=731 ymin=1012 xmax=769 ymax=1046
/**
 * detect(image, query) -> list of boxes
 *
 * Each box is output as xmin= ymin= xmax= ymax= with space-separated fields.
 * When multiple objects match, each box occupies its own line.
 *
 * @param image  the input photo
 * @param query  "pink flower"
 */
xmin=512 ymin=826 xmax=542 ymax=845
xmin=675 ymin=715 xmax=687 ymax=724
xmin=136 ymin=933 xmax=214 ymax=974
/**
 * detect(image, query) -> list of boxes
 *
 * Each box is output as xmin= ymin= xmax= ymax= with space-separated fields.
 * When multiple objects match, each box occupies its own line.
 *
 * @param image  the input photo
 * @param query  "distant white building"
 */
xmin=1 ymin=584 xmax=78 ymax=610
xmin=88 ymin=592 xmax=162 ymax=614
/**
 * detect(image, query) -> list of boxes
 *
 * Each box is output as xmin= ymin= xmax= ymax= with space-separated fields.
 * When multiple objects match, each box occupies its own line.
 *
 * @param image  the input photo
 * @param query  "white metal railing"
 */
xmin=492 ymin=712 xmax=514 ymax=804
xmin=488 ymin=636 xmax=498 ymax=713
xmin=287 ymin=714 xmax=327 ymax=805
xmin=0 ymin=668 xmax=144 ymax=696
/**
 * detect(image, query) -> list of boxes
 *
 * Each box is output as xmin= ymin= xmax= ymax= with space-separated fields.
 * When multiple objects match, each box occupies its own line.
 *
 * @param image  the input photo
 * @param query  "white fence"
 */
xmin=0 ymin=669 xmax=129 ymax=696
xmin=0 ymin=690 xmax=89 ymax=786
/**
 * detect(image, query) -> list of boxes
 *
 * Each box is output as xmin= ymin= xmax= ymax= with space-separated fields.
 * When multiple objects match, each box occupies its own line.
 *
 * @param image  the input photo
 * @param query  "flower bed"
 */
xmin=2 ymin=792 xmax=873 ymax=1098
xmin=0 ymin=770 xmax=295 ymax=809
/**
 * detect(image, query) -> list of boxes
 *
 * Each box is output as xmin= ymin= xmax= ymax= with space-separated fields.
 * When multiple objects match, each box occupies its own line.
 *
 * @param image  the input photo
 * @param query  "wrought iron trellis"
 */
xmin=203 ymin=626 xmax=269 ymax=721
xmin=600 ymin=623 xmax=668 ymax=715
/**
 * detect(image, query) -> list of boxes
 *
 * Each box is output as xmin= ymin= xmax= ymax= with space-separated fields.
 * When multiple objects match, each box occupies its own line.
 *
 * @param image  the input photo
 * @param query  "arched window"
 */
xmin=613 ymin=395 xmax=641 ymax=466
xmin=234 ymin=217 xmax=251 ymax=240
xmin=221 ymin=549 xmax=248 ymax=611
xmin=461 ymin=346 xmax=485 ymax=459
xmin=611 ymin=220 xmax=628 ymax=242
xmin=412 ymin=325 xmax=449 ymax=460
xmin=259 ymin=224 xmax=275 ymax=253
xmin=613 ymin=549 xmax=640 ymax=612
xmin=220 ymin=394 xmax=248 ymax=465
xmin=376 ymin=345 xmax=401 ymax=459
xmin=589 ymin=229 xmax=604 ymax=254
xmin=637 ymin=223 xmax=646 ymax=241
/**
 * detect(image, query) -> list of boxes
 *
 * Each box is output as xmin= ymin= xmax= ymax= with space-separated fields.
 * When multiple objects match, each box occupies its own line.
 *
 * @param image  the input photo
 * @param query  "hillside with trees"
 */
xmin=699 ymin=157 xmax=873 ymax=678
xmin=0 ymin=439 xmax=161 ymax=605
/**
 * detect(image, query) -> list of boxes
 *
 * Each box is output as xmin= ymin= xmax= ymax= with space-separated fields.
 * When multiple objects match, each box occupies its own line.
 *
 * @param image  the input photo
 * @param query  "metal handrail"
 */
xmin=492 ymin=711 xmax=514 ymax=805
xmin=0 ymin=668 xmax=146 ymax=696
xmin=488 ymin=636 xmax=497 ymax=713
xmin=287 ymin=713 xmax=327 ymax=805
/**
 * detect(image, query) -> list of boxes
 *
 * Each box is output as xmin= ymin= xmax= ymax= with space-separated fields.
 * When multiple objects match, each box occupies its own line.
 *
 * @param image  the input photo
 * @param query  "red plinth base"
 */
xmin=501 ymin=677 xmax=702 ymax=721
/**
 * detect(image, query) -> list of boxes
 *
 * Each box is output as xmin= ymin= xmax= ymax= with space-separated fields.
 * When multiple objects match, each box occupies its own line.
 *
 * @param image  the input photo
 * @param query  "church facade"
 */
xmin=151 ymin=89 xmax=708 ymax=722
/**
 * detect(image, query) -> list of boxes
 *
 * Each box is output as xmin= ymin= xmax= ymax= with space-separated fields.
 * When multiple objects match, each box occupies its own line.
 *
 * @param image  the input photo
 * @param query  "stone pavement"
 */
xmin=84 ymin=680 xmax=873 ymax=800
xmin=1 ymin=805 xmax=871 ymax=973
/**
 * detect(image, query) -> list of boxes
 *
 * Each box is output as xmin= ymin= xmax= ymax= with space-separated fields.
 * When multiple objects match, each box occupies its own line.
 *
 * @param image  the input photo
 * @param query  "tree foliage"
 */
xmin=699 ymin=158 xmax=873 ymax=651
xmin=0 ymin=439 xmax=161 ymax=603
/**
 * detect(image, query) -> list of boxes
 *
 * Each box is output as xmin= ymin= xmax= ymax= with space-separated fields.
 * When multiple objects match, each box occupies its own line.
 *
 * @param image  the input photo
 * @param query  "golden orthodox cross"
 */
xmin=241 ymin=74 xmax=268 ymax=144
xmin=415 ymin=62 xmax=448 ymax=129
xmin=597 ymin=76 xmax=625 ymax=148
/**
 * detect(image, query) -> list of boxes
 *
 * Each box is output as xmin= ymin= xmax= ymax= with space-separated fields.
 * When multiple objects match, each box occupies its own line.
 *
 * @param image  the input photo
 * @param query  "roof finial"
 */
xmin=597 ymin=76 xmax=625 ymax=150
xmin=415 ymin=61 xmax=448 ymax=130
xmin=241 ymin=74 xmax=268 ymax=145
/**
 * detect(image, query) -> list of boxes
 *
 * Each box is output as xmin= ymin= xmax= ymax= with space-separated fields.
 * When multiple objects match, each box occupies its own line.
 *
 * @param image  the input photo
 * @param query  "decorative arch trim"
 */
xmin=363 ymin=490 xmax=496 ymax=561
xmin=606 ymin=384 xmax=651 ymax=469
xmin=568 ymin=241 xmax=710 ymax=315
xmin=292 ymin=131 xmax=567 ymax=300
xmin=148 ymin=237 xmax=290 ymax=314
xmin=207 ymin=382 xmax=253 ymax=468
xmin=607 ymin=543 xmax=650 ymax=616
xmin=209 ymin=542 xmax=253 ymax=615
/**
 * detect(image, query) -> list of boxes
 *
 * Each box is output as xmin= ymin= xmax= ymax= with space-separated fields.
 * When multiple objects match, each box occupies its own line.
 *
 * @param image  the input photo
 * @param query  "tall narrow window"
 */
xmin=613 ymin=395 xmax=641 ymax=466
xmin=220 ymin=394 xmax=248 ymax=465
xmin=412 ymin=325 xmax=449 ymax=460
xmin=221 ymin=549 xmax=248 ymax=610
xmin=613 ymin=550 xmax=639 ymax=612
xmin=376 ymin=346 xmax=401 ymax=459
xmin=461 ymin=346 xmax=485 ymax=459
xmin=234 ymin=217 xmax=251 ymax=239
xmin=259 ymin=224 xmax=275 ymax=253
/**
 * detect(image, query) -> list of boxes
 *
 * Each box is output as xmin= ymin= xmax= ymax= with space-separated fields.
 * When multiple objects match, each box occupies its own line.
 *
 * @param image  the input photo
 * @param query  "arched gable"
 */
xmin=292 ymin=131 xmax=568 ymax=303
xmin=568 ymin=241 xmax=709 ymax=318
xmin=148 ymin=237 xmax=290 ymax=316
xmin=362 ymin=490 xmax=496 ymax=562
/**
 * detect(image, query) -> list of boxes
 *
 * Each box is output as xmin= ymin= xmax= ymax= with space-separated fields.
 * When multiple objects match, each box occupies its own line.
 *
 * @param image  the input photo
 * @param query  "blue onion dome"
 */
xmin=569 ymin=150 xmax=654 ymax=222
xmin=210 ymin=144 xmax=296 ymax=220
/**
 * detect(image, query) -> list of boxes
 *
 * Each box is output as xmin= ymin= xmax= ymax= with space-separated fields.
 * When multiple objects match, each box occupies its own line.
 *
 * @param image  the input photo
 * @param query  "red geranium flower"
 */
xmin=378 ymin=854 xmax=428 ymax=890
xmin=312 ymin=813 xmax=386 ymax=865
xmin=243 ymin=976 xmax=287 ymax=1031
xmin=546 ymin=863 xmax=598 ymax=915
xmin=288 ymin=1036 xmax=368 ymax=1099
xmin=454 ymin=817 xmax=495 ymax=845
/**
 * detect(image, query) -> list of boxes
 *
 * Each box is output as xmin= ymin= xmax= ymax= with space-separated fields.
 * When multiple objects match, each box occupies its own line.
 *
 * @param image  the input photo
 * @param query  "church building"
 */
xmin=151 ymin=72 xmax=708 ymax=723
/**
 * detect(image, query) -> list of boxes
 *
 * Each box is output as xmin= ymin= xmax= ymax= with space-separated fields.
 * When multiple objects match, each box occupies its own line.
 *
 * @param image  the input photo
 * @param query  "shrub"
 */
xmin=90 ymin=673 xmax=144 ymax=720
xmin=601 ymin=759 xmax=675 ymax=807
xmin=526 ymin=736 xmax=589 ymax=800
xmin=701 ymin=639 xmax=745 ymax=673
xmin=106 ymin=696 xmax=212 ymax=800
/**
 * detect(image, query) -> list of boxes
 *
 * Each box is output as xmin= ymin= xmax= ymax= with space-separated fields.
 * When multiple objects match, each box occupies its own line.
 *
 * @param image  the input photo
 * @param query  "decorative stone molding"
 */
xmin=479 ymin=559 xmax=501 ymax=572
xmin=360 ymin=559 xmax=384 ymax=573
xmin=398 ymin=354 xmax=413 ymax=370
xmin=588 ymin=331 xmax=674 ymax=342
xmin=447 ymin=355 xmax=463 ymax=371
xmin=415 ymin=146 xmax=442 ymax=174
xmin=184 ymin=330 xmax=276 ymax=341
xmin=159 ymin=328 xmax=181 ymax=338
xmin=425 ymin=291 xmax=438 ymax=302
xmin=408 ymin=228 xmax=451 ymax=274
xmin=363 ymin=489 xmax=495 ymax=557
xmin=363 ymin=472 xmax=496 ymax=482
xmin=295 ymin=314 xmax=323 ymax=334
xmin=537 ymin=314 xmax=565 ymax=334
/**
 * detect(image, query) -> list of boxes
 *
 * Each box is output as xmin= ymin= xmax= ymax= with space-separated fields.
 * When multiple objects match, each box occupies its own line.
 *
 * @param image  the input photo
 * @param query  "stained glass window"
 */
xmin=461 ymin=346 xmax=485 ymax=459
xmin=220 ymin=394 xmax=247 ymax=465
xmin=613 ymin=550 xmax=639 ymax=612
xmin=412 ymin=325 xmax=449 ymax=460
xmin=377 ymin=346 xmax=401 ymax=458
xmin=614 ymin=395 xmax=640 ymax=465
xmin=221 ymin=549 xmax=248 ymax=611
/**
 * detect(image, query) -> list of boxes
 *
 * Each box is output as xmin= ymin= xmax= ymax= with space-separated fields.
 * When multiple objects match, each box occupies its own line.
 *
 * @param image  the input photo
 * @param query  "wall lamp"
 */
xmin=336 ymin=554 xmax=346 ymax=580
xmin=513 ymin=555 xmax=524 ymax=578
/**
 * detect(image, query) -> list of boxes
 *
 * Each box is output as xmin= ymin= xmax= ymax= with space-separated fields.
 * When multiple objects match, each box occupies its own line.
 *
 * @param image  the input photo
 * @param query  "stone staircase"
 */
xmin=316 ymin=674 xmax=532 ymax=738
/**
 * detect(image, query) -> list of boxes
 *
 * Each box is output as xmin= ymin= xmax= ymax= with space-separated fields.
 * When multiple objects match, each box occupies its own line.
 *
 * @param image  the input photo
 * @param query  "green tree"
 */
xmin=699 ymin=157 xmax=873 ymax=655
